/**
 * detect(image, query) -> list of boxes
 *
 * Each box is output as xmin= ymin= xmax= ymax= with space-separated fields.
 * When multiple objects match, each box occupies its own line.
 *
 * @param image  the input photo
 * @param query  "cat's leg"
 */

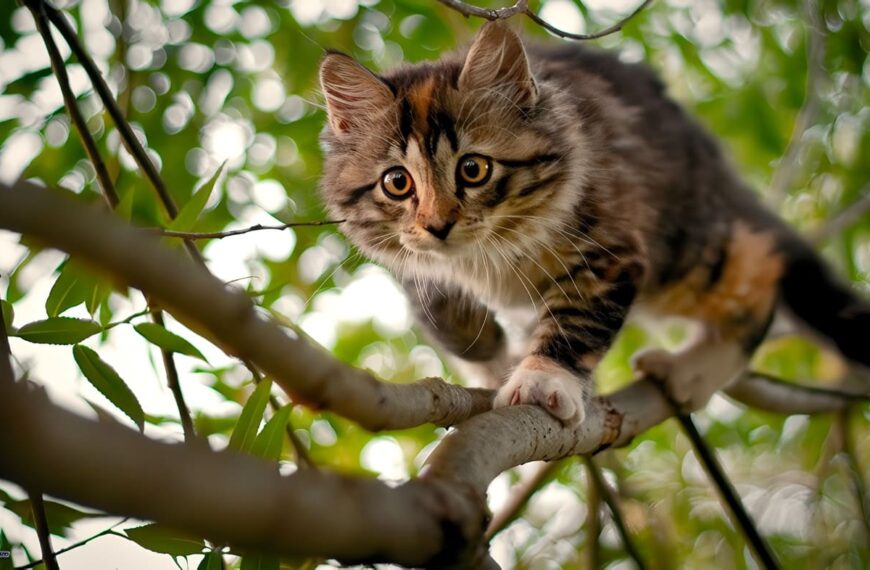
xmin=494 ymin=251 xmax=646 ymax=424
xmin=402 ymin=279 xmax=509 ymax=389
xmin=634 ymin=222 xmax=783 ymax=412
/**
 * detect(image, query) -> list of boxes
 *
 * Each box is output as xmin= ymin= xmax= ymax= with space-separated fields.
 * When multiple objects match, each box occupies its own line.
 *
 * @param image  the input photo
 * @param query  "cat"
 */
xmin=317 ymin=22 xmax=869 ymax=425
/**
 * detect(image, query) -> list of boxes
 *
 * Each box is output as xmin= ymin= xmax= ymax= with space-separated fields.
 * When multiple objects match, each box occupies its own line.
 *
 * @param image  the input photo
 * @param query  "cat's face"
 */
xmin=319 ymin=23 xmax=577 ymax=277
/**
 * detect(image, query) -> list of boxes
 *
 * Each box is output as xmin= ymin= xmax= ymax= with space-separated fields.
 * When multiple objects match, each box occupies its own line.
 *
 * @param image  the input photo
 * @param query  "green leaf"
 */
xmin=45 ymin=263 xmax=89 ymax=317
xmin=197 ymin=552 xmax=224 ymax=570
xmin=16 ymin=318 xmax=101 ymax=345
xmin=124 ymin=524 xmax=204 ymax=557
xmin=0 ymin=494 xmax=97 ymax=537
xmin=240 ymin=554 xmax=279 ymax=570
xmin=168 ymin=162 xmax=225 ymax=232
xmin=229 ymin=378 xmax=272 ymax=453
xmin=0 ymin=530 xmax=13 ymax=570
xmin=1 ymin=300 xmax=13 ymax=333
xmin=84 ymin=282 xmax=109 ymax=316
xmin=251 ymin=404 xmax=291 ymax=461
xmin=134 ymin=323 xmax=207 ymax=361
xmin=73 ymin=345 xmax=145 ymax=430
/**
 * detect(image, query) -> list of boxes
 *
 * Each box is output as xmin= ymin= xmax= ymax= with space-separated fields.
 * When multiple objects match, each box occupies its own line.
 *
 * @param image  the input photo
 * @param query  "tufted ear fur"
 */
xmin=319 ymin=52 xmax=395 ymax=134
xmin=459 ymin=22 xmax=537 ymax=107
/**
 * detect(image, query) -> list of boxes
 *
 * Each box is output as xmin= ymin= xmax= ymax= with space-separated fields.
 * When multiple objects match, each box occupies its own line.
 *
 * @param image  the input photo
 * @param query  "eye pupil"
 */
xmin=463 ymin=161 xmax=480 ymax=179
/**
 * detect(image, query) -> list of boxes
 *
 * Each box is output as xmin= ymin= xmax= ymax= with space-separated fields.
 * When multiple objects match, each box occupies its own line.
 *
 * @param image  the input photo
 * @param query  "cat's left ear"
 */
xmin=320 ymin=52 xmax=395 ymax=134
xmin=459 ymin=22 xmax=537 ymax=107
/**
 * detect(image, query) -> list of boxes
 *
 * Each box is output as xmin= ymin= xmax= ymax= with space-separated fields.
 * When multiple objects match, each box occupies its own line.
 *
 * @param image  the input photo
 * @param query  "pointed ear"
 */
xmin=459 ymin=22 xmax=537 ymax=107
xmin=319 ymin=52 xmax=394 ymax=134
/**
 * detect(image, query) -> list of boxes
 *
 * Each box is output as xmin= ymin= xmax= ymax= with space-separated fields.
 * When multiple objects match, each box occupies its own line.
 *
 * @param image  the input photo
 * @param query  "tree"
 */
xmin=0 ymin=0 xmax=867 ymax=568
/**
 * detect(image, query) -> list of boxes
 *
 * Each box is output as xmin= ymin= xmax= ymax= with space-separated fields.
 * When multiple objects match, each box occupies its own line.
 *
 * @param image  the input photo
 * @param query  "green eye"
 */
xmin=381 ymin=167 xmax=415 ymax=200
xmin=457 ymin=154 xmax=492 ymax=186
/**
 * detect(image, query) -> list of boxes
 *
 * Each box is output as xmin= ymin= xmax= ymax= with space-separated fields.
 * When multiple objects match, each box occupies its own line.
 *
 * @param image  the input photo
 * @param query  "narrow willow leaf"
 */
xmin=229 ymin=378 xmax=272 ymax=453
xmin=16 ymin=318 xmax=101 ymax=345
xmin=197 ymin=552 xmax=224 ymax=570
xmin=1 ymin=299 xmax=13 ymax=333
xmin=84 ymin=282 xmax=109 ymax=316
xmin=251 ymin=404 xmax=291 ymax=461
xmin=239 ymin=554 xmax=279 ymax=570
xmin=168 ymin=162 xmax=225 ymax=232
xmin=45 ymin=261 xmax=95 ymax=317
xmin=134 ymin=323 xmax=207 ymax=361
xmin=73 ymin=345 xmax=145 ymax=430
xmin=124 ymin=524 xmax=204 ymax=556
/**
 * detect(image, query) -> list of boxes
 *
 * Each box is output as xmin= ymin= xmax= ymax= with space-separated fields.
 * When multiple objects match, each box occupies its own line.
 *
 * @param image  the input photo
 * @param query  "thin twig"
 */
xmin=585 ymin=458 xmax=602 ymax=569
xmin=42 ymin=1 xmax=176 ymax=219
xmin=151 ymin=309 xmax=196 ymax=443
xmin=676 ymin=414 xmax=780 ymax=569
xmin=485 ymin=460 xmax=561 ymax=539
xmin=156 ymin=220 xmax=345 ymax=240
xmin=436 ymin=0 xmax=654 ymax=41
xmin=768 ymin=0 xmax=826 ymax=204
xmin=15 ymin=519 xmax=128 ymax=570
xmin=28 ymin=492 xmax=59 ymax=570
xmin=583 ymin=456 xmax=647 ymax=570
xmin=524 ymin=0 xmax=654 ymax=41
xmin=808 ymin=185 xmax=870 ymax=244
xmin=27 ymin=1 xmax=118 ymax=208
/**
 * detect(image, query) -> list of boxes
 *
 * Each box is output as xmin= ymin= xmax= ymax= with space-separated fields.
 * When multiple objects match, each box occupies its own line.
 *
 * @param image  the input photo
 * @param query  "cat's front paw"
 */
xmin=494 ymin=356 xmax=588 ymax=424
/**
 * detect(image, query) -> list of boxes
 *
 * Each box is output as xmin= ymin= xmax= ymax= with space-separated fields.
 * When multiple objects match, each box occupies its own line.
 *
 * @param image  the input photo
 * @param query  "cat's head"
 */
xmin=318 ymin=22 xmax=579 ymax=276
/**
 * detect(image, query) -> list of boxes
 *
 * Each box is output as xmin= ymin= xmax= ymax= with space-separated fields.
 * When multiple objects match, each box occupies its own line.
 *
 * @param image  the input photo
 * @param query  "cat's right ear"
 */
xmin=319 ymin=52 xmax=394 ymax=135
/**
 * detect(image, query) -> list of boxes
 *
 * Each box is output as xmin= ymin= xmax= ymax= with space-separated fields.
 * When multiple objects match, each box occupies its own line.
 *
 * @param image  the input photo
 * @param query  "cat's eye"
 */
xmin=457 ymin=154 xmax=492 ymax=186
xmin=381 ymin=167 xmax=415 ymax=200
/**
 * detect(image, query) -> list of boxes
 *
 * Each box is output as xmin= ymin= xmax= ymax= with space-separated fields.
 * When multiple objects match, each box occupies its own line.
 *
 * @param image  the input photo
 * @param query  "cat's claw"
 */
xmin=494 ymin=359 xmax=587 ymax=424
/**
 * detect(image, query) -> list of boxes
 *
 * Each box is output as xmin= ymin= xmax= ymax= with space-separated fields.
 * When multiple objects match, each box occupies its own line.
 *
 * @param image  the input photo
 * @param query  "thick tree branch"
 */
xmin=0 ymin=182 xmax=493 ymax=431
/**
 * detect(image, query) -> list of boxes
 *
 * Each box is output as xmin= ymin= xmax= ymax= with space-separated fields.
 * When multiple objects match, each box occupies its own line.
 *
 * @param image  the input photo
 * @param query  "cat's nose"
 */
xmin=423 ymin=220 xmax=455 ymax=240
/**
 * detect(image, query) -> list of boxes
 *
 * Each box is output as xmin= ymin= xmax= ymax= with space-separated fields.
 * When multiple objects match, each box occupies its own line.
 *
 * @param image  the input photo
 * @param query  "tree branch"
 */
xmin=155 ymin=220 xmax=344 ymax=241
xmin=27 ymin=492 xmax=59 ymax=570
xmin=15 ymin=520 xmax=127 ymax=570
xmin=0 ymin=181 xmax=494 ymax=432
xmin=675 ymin=414 xmax=780 ymax=569
xmin=583 ymin=456 xmax=647 ymax=569
xmin=26 ymin=0 xmax=119 ymax=208
xmin=808 ymin=185 xmax=870 ymax=244
xmin=436 ymin=0 xmax=654 ymax=41
xmin=725 ymin=371 xmax=867 ymax=414
xmin=485 ymin=460 xmax=561 ymax=539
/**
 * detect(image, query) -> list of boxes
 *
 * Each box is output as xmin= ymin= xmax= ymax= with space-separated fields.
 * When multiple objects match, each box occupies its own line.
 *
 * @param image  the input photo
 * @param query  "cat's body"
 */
xmin=318 ymin=23 xmax=869 ymax=423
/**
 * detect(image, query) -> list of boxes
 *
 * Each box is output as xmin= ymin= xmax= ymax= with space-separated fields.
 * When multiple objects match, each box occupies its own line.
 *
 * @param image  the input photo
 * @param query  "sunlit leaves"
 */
xmin=124 ymin=524 xmax=205 ymax=557
xmin=45 ymin=260 xmax=106 ymax=318
xmin=251 ymin=403 xmax=291 ymax=461
xmin=134 ymin=322 xmax=207 ymax=361
xmin=229 ymin=378 xmax=272 ymax=453
xmin=15 ymin=317 xmax=101 ymax=345
xmin=73 ymin=345 xmax=145 ymax=430
xmin=167 ymin=162 xmax=225 ymax=232
xmin=0 ymin=489 xmax=98 ymax=538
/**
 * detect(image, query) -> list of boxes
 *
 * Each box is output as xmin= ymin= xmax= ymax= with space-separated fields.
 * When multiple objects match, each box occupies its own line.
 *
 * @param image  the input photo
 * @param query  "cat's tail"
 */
xmin=778 ymin=238 xmax=870 ymax=368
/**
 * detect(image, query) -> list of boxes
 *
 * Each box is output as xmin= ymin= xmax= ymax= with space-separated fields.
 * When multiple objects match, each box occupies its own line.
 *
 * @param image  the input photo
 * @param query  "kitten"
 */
xmin=317 ymin=22 xmax=869 ymax=424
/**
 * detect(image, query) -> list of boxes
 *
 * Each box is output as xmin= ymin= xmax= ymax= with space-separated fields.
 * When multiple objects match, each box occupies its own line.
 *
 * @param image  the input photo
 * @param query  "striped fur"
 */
xmin=319 ymin=23 xmax=870 ymax=423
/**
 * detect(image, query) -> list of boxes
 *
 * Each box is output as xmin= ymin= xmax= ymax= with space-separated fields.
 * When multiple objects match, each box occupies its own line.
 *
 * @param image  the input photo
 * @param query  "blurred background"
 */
xmin=0 ymin=0 xmax=867 ymax=568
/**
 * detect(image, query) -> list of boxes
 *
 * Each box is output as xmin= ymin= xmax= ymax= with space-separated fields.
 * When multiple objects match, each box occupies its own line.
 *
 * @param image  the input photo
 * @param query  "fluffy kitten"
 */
xmin=318 ymin=22 xmax=869 ymax=424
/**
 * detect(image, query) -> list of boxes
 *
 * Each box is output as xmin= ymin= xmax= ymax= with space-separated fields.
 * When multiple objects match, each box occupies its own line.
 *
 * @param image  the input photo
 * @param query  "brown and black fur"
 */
xmin=318 ymin=23 xmax=869 ymax=421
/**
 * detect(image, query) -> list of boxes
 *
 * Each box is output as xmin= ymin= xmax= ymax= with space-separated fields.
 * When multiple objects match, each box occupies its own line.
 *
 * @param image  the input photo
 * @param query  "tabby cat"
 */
xmin=317 ymin=22 xmax=869 ymax=424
